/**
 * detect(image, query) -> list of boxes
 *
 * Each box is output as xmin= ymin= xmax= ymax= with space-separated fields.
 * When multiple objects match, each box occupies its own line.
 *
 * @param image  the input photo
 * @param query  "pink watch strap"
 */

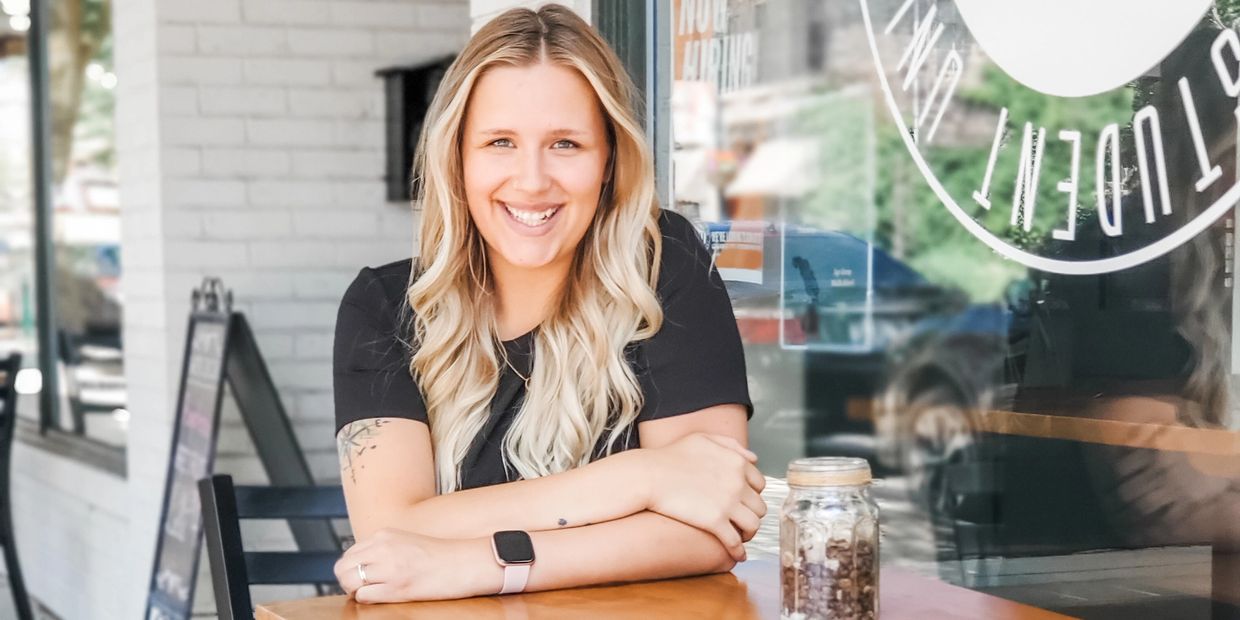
xmin=499 ymin=563 xmax=530 ymax=594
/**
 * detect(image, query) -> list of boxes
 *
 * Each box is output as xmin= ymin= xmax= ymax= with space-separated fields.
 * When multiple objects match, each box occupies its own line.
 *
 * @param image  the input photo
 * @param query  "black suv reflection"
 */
xmin=702 ymin=221 xmax=1024 ymax=487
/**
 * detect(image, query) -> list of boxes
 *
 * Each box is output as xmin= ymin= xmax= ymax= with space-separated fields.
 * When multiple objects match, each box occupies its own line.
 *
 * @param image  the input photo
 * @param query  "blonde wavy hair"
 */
xmin=406 ymin=5 xmax=664 ymax=493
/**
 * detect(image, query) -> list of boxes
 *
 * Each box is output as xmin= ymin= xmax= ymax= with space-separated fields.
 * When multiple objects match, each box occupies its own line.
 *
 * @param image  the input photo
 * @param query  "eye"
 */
xmin=489 ymin=138 xmax=514 ymax=148
xmin=552 ymin=139 xmax=579 ymax=149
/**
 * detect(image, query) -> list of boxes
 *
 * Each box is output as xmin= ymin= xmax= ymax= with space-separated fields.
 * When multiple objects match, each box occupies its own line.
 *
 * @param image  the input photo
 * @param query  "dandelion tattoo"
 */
xmin=338 ymin=419 xmax=389 ymax=484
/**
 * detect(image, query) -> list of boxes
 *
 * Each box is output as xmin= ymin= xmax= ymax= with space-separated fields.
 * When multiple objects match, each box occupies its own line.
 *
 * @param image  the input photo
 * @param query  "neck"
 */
xmin=490 ymin=253 xmax=572 ymax=341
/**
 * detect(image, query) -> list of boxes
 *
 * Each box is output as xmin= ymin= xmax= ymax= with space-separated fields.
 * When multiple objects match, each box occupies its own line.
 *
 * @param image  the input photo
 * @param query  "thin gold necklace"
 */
xmin=503 ymin=356 xmax=530 ymax=388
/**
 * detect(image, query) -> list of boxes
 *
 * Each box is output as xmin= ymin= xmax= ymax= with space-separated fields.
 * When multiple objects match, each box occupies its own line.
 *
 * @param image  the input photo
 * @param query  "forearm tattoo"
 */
xmin=337 ymin=419 xmax=389 ymax=484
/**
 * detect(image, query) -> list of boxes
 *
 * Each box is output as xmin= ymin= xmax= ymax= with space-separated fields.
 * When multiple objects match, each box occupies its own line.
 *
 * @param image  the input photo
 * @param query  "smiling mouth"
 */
xmin=502 ymin=202 xmax=562 ymax=227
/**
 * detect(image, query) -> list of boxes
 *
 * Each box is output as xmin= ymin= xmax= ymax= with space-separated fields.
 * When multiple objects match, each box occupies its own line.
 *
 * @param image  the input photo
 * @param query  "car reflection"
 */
xmin=708 ymin=217 xmax=1240 ymax=612
xmin=703 ymin=220 xmax=1019 ymax=486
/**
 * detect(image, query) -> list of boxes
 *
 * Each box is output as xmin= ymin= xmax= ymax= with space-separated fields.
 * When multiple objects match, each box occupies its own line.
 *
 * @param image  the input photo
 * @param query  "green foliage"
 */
xmin=798 ymin=92 xmax=876 ymax=235
xmin=954 ymin=65 xmax=1135 ymax=244
xmin=1212 ymin=0 xmax=1240 ymax=28
xmin=842 ymin=2 xmax=1240 ymax=300
xmin=75 ymin=0 xmax=114 ymax=170
xmin=866 ymin=60 xmax=1136 ymax=300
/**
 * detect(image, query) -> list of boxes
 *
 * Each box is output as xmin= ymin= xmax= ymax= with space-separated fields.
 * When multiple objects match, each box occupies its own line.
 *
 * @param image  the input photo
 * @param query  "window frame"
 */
xmin=593 ymin=0 xmax=671 ymax=206
xmin=23 ymin=0 xmax=125 ymax=474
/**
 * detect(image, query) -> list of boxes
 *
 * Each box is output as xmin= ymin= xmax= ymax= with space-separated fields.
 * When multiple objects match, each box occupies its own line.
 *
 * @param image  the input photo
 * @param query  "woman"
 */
xmin=332 ymin=5 xmax=764 ymax=603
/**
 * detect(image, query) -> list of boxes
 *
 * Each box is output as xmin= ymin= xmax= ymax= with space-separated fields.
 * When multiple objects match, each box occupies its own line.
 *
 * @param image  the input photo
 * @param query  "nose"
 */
xmin=512 ymin=147 xmax=552 ymax=194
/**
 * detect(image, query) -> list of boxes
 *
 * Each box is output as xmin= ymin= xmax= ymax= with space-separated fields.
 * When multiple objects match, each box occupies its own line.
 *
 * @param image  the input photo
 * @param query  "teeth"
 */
xmin=503 ymin=203 xmax=559 ymax=226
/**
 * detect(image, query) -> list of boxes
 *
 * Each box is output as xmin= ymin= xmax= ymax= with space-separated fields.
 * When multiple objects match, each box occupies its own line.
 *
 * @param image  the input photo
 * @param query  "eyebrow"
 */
xmin=477 ymin=128 xmax=592 ymax=138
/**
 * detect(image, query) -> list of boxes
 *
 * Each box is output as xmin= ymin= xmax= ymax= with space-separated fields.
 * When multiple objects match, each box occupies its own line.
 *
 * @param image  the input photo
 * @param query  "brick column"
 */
xmin=110 ymin=1 xmax=468 ymax=617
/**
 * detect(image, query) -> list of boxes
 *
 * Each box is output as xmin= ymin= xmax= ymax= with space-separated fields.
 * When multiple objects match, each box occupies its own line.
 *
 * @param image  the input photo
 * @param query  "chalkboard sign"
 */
xmin=145 ymin=278 xmax=340 ymax=619
xmin=147 ymin=281 xmax=232 ymax=620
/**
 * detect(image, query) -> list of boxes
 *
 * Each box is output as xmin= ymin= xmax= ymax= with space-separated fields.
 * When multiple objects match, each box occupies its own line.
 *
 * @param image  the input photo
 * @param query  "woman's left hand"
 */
xmin=334 ymin=528 xmax=500 ymax=603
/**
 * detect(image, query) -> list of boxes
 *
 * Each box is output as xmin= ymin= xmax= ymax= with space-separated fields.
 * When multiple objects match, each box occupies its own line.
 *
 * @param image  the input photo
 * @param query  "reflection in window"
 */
xmin=670 ymin=0 xmax=1240 ymax=615
xmin=49 ymin=0 xmax=124 ymax=447
xmin=0 ymin=1 xmax=43 ymax=427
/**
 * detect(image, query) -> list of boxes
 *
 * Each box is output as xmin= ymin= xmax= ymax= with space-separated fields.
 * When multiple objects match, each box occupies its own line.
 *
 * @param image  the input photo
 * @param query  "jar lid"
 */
xmin=786 ymin=457 xmax=871 ymax=487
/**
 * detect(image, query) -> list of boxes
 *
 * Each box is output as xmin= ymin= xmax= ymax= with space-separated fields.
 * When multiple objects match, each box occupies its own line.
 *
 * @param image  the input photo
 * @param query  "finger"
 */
xmin=334 ymin=561 xmax=359 ymax=596
xmin=731 ymin=507 xmax=762 ymax=542
xmin=712 ymin=519 xmax=745 ymax=561
xmin=721 ymin=437 xmax=759 ymax=463
xmin=744 ymin=464 xmax=766 ymax=494
xmin=701 ymin=434 xmax=758 ymax=463
xmin=335 ymin=530 xmax=392 ymax=575
xmin=335 ymin=554 xmax=383 ymax=595
xmin=740 ymin=488 xmax=768 ymax=519
xmin=354 ymin=582 xmax=401 ymax=605
xmin=336 ymin=561 xmax=366 ymax=595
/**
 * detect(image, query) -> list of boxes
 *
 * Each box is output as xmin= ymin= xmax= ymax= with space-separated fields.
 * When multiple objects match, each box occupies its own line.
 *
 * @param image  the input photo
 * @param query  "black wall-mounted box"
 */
xmin=376 ymin=56 xmax=456 ymax=203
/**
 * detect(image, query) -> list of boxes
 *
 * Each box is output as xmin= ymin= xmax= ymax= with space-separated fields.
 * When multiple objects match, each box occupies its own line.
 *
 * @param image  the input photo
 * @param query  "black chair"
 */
xmin=57 ymin=328 xmax=125 ymax=436
xmin=198 ymin=474 xmax=347 ymax=619
xmin=0 ymin=353 xmax=31 ymax=620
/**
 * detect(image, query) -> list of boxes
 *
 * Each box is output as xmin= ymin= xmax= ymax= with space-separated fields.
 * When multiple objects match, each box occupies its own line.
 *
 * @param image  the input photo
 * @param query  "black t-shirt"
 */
xmin=333 ymin=209 xmax=753 ymax=489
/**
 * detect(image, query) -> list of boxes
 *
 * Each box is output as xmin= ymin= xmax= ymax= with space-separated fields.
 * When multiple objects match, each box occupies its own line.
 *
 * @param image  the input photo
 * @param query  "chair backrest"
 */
xmin=198 ymin=474 xmax=347 ymax=620
xmin=0 ymin=353 xmax=21 ymax=439
xmin=0 ymin=353 xmax=33 ymax=620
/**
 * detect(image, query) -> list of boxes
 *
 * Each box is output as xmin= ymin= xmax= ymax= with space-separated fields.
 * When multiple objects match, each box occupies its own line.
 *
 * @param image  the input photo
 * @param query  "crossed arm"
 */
xmin=333 ymin=404 xmax=764 ymax=602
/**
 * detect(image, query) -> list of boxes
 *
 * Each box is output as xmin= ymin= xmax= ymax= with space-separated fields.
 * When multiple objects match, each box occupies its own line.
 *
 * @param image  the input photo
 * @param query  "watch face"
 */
xmin=493 ymin=530 xmax=535 ymax=564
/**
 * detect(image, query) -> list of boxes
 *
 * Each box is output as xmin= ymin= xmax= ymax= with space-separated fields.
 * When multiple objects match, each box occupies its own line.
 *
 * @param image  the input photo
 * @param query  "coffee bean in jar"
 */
xmin=780 ymin=457 xmax=879 ymax=619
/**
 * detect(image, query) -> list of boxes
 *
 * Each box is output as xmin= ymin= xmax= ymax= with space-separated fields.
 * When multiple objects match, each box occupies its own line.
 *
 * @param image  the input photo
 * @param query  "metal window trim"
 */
xmin=26 ymin=0 xmax=128 ymax=474
xmin=27 ymin=0 xmax=61 ymax=437
xmin=594 ymin=0 xmax=670 ymax=206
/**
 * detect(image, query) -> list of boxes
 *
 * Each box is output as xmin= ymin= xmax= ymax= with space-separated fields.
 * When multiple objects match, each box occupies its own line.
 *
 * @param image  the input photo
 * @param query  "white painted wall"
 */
xmin=12 ymin=1 xmax=470 ymax=618
xmin=471 ymin=0 xmax=590 ymax=32
xmin=13 ymin=2 xmax=601 ymax=617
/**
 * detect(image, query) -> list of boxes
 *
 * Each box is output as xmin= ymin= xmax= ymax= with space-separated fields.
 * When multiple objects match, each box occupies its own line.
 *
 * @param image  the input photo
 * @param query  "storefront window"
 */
xmin=0 ymin=2 xmax=45 ymax=429
xmin=668 ymin=0 xmax=1240 ymax=614
xmin=46 ymin=0 xmax=124 ymax=449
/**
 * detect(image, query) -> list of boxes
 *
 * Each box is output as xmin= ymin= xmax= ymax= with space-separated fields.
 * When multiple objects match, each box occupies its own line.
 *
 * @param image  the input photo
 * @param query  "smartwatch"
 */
xmin=491 ymin=530 xmax=535 ymax=594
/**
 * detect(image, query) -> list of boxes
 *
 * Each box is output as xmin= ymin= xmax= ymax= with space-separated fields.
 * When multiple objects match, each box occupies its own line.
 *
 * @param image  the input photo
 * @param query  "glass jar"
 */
xmin=780 ymin=457 xmax=879 ymax=620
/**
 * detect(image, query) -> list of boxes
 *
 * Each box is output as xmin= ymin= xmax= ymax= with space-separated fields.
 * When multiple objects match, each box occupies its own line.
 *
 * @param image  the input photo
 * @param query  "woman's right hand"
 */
xmin=640 ymin=433 xmax=768 ymax=561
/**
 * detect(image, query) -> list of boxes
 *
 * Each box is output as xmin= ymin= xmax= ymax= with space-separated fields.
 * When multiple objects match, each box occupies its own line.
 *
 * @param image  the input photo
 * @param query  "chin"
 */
xmin=495 ymin=246 xmax=566 ymax=270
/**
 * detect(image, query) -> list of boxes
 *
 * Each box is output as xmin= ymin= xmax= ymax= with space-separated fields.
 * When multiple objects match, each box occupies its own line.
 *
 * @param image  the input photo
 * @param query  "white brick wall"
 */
xmin=20 ymin=2 xmax=606 ymax=618
xmin=137 ymin=0 xmax=468 ymax=614
xmin=11 ymin=442 xmax=131 ymax=620
xmin=6 ymin=1 xmax=470 ymax=619
xmin=471 ymin=0 xmax=590 ymax=32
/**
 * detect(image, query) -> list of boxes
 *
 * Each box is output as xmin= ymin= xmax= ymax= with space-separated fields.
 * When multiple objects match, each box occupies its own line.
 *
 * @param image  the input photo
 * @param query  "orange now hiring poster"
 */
xmin=672 ymin=0 xmax=763 ymax=285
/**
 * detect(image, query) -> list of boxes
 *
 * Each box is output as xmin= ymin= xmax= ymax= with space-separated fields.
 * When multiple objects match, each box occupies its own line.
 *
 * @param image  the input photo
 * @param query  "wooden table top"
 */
xmin=256 ymin=559 xmax=1073 ymax=619
xmin=977 ymin=409 xmax=1240 ymax=456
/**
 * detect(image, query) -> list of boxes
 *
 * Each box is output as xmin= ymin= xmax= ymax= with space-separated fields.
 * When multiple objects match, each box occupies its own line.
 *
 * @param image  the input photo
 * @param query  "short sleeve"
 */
xmin=636 ymin=211 xmax=754 ymax=422
xmin=333 ymin=267 xmax=428 ymax=435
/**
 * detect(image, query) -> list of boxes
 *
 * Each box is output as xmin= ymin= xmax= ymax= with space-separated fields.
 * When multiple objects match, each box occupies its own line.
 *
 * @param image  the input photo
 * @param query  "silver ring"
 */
xmin=356 ymin=562 xmax=368 ymax=585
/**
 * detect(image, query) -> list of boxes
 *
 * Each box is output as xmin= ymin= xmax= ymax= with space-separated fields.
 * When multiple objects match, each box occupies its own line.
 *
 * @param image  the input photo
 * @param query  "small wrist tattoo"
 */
xmin=557 ymin=518 xmax=568 ymax=527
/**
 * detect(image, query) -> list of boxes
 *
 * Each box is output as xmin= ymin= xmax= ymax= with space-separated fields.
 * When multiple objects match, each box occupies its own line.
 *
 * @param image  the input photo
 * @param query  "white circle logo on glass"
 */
xmin=860 ymin=0 xmax=1240 ymax=275
xmin=955 ymin=0 xmax=1211 ymax=97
